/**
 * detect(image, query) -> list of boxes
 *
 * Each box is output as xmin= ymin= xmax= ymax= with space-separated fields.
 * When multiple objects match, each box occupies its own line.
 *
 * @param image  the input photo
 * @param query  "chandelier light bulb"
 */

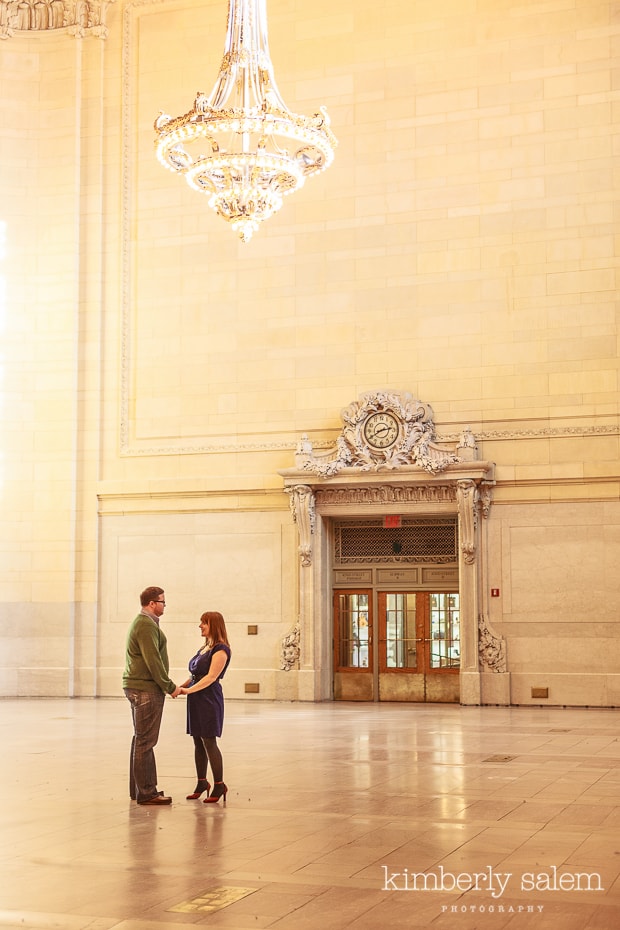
xmin=154 ymin=0 xmax=337 ymax=242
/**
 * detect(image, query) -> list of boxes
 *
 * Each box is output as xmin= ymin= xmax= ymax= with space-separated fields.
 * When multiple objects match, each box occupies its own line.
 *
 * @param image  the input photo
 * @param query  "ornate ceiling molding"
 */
xmin=0 ymin=0 xmax=115 ymax=38
xmin=0 ymin=0 xmax=114 ymax=39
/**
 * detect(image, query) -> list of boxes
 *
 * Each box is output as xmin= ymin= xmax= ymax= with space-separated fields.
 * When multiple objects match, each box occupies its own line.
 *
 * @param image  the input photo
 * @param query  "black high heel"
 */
xmin=204 ymin=781 xmax=227 ymax=804
xmin=186 ymin=779 xmax=211 ymax=800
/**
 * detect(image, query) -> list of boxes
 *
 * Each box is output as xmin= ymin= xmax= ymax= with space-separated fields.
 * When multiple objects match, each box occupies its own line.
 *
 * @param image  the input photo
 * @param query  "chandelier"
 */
xmin=154 ymin=0 xmax=337 ymax=242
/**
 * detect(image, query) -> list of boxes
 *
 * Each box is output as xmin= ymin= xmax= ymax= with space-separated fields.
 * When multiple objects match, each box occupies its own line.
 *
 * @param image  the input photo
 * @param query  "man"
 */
xmin=123 ymin=586 xmax=180 ymax=805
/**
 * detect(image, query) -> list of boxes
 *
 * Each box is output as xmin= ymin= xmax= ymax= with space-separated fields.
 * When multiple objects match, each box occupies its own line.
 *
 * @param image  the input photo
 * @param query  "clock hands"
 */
xmin=363 ymin=411 xmax=399 ymax=449
xmin=373 ymin=422 xmax=392 ymax=439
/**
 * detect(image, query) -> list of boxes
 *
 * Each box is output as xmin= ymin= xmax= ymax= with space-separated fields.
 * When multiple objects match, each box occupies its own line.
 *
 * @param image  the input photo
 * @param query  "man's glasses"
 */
xmin=155 ymin=599 xmax=166 ymax=605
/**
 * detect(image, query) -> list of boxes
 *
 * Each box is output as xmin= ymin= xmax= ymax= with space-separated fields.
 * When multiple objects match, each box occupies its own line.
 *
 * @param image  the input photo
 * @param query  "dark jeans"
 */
xmin=124 ymin=688 xmax=165 ymax=802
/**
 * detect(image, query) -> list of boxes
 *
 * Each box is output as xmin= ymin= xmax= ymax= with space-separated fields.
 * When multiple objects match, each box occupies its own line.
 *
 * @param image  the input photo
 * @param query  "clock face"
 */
xmin=363 ymin=411 xmax=400 ymax=449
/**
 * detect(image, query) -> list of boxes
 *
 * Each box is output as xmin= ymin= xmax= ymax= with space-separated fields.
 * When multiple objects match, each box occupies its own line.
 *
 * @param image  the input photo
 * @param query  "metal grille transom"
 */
xmin=334 ymin=517 xmax=458 ymax=565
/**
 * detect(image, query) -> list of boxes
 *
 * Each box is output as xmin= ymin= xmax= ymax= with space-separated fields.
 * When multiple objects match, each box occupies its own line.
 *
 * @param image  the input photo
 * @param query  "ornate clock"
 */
xmin=362 ymin=411 xmax=400 ymax=450
xmin=294 ymin=391 xmax=461 ymax=476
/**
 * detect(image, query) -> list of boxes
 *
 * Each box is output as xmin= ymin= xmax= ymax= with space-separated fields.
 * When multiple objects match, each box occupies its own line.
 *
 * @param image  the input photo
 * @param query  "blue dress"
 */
xmin=186 ymin=643 xmax=231 ymax=738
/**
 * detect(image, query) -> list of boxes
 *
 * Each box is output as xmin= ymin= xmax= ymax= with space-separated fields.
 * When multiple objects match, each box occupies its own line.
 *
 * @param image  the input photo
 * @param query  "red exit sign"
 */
xmin=384 ymin=515 xmax=402 ymax=528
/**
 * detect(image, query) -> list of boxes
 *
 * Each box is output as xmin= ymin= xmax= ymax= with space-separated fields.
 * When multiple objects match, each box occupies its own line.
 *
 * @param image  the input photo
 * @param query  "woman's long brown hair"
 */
xmin=202 ymin=611 xmax=230 ymax=648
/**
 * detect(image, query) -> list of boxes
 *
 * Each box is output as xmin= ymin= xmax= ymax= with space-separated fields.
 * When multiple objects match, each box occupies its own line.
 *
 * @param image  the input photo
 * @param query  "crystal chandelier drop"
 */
xmin=154 ymin=0 xmax=337 ymax=242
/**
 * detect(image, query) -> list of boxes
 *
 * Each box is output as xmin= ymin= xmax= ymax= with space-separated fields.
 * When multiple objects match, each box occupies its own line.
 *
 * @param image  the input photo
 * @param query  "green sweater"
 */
xmin=122 ymin=612 xmax=177 ymax=694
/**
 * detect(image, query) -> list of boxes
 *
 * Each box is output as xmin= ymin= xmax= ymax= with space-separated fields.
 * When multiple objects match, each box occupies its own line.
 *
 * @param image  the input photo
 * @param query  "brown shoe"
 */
xmin=138 ymin=794 xmax=172 ymax=805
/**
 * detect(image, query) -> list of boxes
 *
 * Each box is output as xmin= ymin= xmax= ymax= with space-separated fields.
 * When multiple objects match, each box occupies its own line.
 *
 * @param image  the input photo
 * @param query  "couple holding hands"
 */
xmin=123 ymin=586 xmax=231 ymax=806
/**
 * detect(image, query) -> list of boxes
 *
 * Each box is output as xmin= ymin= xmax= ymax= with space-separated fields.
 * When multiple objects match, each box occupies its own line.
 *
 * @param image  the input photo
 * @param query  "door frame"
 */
xmin=281 ymin=461 xmax=508 ymax=705
xmin=333 ymin=588 xmax=461 ymax=703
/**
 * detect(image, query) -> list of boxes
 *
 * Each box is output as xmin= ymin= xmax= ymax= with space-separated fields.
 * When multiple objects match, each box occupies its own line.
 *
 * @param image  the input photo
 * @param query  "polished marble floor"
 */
xmin=0 ymin=698 xmax=619 ymax=929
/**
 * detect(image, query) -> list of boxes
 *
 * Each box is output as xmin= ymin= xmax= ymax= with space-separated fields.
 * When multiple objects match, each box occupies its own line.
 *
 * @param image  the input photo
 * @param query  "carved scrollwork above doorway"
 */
xmin=282 ymin=391 xmax=496 ymax=571
xmin=294 ymin=390 xmax=475 ymax=476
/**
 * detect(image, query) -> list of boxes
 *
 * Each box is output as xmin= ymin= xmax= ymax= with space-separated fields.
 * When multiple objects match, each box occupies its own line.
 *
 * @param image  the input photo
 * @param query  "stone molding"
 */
xmin=315 ymin=485 xmax=458 ymax=505
xmin=114 ymin=425 xmax=619 ymax=457
xmin=0 ymin=0 xmax=114 ymax=37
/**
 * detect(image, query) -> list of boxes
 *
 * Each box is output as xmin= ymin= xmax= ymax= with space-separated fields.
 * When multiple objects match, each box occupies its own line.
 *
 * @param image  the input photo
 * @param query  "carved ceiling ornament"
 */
xmin=296 ymin=391 xmax=465 ymax=477
xmin=0 ymin=0 xmax=114 ymax=39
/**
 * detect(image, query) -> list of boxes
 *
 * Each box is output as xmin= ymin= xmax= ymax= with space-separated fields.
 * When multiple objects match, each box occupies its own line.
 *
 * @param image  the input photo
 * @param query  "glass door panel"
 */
xmin=380 ymin=592 xmax=418 ymax=670
xmin=333 ymin=590 xmax=373 ymax=701
xmin=377 ymin=591 xmax=460 ymax=703
xmin=429 ymin=593 xmax=460 ymax=669
xmin=336 ymin=591 xmax=371 ymax=669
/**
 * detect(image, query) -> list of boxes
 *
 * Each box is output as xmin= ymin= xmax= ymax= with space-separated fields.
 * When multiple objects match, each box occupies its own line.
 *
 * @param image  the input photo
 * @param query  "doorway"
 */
xmin=281 ymin=451 xmax=496 ymax=704
xmin=333 ymin=590 xmax=460 ymax=702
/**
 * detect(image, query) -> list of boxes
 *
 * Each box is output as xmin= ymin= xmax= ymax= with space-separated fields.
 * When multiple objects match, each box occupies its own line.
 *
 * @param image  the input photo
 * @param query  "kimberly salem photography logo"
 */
xmin=381 ymin=865 xmax=605 ymax=899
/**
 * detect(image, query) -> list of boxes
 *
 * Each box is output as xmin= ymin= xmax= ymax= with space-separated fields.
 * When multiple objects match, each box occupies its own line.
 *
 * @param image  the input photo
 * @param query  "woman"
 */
xmin=179 ymin=611 xmax=231 ymax=804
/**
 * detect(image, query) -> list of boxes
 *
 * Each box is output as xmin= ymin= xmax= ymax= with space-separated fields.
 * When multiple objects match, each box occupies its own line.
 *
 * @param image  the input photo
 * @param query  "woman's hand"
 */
xmin=179 ymin=686 xmax=190 ymax=695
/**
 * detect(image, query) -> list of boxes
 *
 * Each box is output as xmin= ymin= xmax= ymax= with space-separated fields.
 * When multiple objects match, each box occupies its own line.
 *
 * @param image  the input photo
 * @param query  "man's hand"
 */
xmin=170 ymin=686 xmax=182 ymax=699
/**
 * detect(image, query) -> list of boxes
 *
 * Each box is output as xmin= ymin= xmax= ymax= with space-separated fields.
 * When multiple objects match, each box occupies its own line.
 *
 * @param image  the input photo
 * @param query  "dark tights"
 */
xmin=192 ymin=734 xmax=223 ymax=784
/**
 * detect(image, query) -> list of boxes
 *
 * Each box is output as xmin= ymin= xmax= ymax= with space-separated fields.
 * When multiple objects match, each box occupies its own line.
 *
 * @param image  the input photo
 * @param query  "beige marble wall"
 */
xmin=488 ymin=501 xmax=620 ymax=706
xmin=0 ymin=33 xmax=105 ymax=695
xmin=0 ymin=0 xmax=618 ymax=702
xmin=96 ymin=507 xmax=298 ymax=698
